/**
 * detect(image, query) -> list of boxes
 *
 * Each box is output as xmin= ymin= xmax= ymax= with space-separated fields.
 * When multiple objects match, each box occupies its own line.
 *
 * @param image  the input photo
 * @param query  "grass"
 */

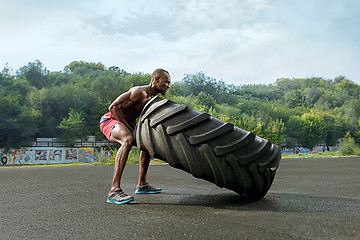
xmin=93 ymin=147 xmax=166 ymax=165
xmin=0 ymin=162 xmax=94 ymax=168
xmin=281 ymin=151 xmax=352 ymax=159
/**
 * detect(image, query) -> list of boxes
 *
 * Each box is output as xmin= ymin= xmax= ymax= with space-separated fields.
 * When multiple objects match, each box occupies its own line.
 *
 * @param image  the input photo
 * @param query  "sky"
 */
xmin=1 ymin=0 xmax=359 ymax=85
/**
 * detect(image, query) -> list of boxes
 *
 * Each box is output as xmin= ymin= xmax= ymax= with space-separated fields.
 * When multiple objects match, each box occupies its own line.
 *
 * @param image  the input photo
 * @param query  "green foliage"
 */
xmin=94 ymin=147 xmax=140 ymax=165
xmin=57 ymin=109 xmax=88 ymax=146
xmin=284 ymin=89 xmax=305 ymax=108
xmin=17 ymin=60 xmax=49 ymax=89
xmin=339 ymin=132 xmax=360 ymax=155
xmin=334 ymin=79 xmax=360 ymax=98
xmin=305 ymin=86 xmax=321 ymax=106
xmin=262 ymin=119 xmax=286 ymax=146
xmin=300 ymin=110 xmax=327 ymax=148
xmin=235 ymin=115 xmax=286 ymax=145
xmin=197 ymin=91 xmax=216 ymax=110
xmin=94 ymin=147 xmax=116 ymax=165
xmin=282 ymin=151 xmax=343 ymax=159
xmin=64 ymin=61 xmax=105 ymax=74
xmin=1 ymin=60 xmax=360 ymax=153
xmin=177 ymin=72 xmax=236 ymax=104
xmin=127 ymin=147 xmax=141 ymax=164
xmin=0 ymin=95 xmax=40 ymax=149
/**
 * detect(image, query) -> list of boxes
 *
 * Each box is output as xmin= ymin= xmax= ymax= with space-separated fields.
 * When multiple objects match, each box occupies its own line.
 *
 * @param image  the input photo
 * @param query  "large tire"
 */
xmin=135 ymin=96 xmax=281 ymax=199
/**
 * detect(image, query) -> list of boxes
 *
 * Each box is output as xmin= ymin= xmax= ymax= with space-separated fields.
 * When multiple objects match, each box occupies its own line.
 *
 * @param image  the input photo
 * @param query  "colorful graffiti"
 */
xmin=5 ymin=148 xmax=33 ymax=164
xmin=66 ymin=149 xmax=78 ymax=161
xmin=9 ymin=149 xmax=22 ymax=164
xmin=35 ymin=150 xmax=48 ymax=161
xmin=78 ymin=148 xmax=95 ymax=162
xmin=49 ymin=150 xmax=62 ymax=162
xmin=18 ymin=149 xmax=32 ymax=163
xmin=1 ymin=147 xmax=96 ymax=165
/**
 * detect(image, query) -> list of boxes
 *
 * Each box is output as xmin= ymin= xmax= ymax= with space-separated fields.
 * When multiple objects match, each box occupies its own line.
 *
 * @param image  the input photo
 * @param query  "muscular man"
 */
xmin=99 ymin=69 xmax=171 ymax=204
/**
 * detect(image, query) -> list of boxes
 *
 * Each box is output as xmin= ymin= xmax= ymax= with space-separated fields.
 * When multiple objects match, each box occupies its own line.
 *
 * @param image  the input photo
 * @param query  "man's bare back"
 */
xmin=109 ymin=86 xmax=153 ymax=132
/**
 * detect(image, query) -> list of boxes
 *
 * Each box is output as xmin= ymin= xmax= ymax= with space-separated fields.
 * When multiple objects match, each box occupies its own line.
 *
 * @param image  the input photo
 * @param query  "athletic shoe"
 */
xmin=107 ymin=188 xmax=134 ymax=204
xmin=135 ymin=183 xmax=162 ymax=194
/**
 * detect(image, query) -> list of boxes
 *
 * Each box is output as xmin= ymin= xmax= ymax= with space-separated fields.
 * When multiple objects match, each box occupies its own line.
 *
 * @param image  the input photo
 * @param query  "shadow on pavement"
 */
xmin=132 ymin=191 xmax=360 ymax=214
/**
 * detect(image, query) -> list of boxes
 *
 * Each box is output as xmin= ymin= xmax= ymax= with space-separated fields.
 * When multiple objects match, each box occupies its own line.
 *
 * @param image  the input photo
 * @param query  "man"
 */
xmin=99 ymin=69 xmax=171 ymax=204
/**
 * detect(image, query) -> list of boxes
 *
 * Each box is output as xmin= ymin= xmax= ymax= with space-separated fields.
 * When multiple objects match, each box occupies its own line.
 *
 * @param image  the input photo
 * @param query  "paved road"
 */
xmin=1 ymin=157 xmax=359 ymax=239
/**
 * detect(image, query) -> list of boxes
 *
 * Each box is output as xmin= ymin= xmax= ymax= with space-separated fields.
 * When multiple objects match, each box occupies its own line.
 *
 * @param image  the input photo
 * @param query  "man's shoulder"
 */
xmin=129 ymin=86 xmax=148 ymax=102
xmin=130 ymin=85 xmax=147 ymax=92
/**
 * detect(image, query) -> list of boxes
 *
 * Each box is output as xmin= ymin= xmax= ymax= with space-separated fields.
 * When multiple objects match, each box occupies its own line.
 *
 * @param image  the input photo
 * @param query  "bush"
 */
xmin=94 ymin=147 xmax=115 ymax=164
xmin=127 ymin=147 xmax=141 ymax=164
xmin=339 ymin=132 xmax=360 ymax=156
xmin=94 ymin=146 xmax=141 ymax=165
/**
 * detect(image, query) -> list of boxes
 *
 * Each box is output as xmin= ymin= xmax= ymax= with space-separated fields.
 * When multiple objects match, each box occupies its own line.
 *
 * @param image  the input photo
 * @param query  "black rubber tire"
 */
xmin=135 ymin=96 xmax=281 ymax=199
xmin=1 ymin=156 xmax=8 ymax=165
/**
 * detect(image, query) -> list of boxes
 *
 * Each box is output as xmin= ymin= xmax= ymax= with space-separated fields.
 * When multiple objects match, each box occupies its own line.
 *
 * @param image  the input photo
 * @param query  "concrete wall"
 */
xmin=281 ymin=145 xmax=338 ymax=155
xmin=1 ymin=147 xmax=95 ymax=165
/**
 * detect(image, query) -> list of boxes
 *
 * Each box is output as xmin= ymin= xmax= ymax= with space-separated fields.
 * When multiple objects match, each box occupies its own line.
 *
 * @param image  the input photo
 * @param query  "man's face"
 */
xmin=156 ymin=73 xmax=171 ymax=95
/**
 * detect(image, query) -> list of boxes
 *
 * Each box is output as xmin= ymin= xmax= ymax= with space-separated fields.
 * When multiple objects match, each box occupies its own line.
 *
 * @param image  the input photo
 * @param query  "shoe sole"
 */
xmin=106 ymin=197 xmax=134 ymax=204
xmin=135 ymin=190 xmax=162 ymax=194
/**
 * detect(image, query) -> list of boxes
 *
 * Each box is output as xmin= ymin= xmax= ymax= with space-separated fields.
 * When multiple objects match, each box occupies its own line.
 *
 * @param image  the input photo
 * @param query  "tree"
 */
xmin=300 ymin=111 xmax=327 ymax=148
xmin=64 ymin=61 xmax=105 ymax=74
xmin=0 ymin=65 xmax=40 ymax=149
xmin=180 ymin=72 xmax=235 ymax=104
xmin=305 ymin=86 xmax=321 ymax=106
xmin=57 ymin=109 xmax=88 ymax=146
xmin=284 ymin=89 xmax=305 ymax=108
xmin=323 ymin=113 xmax=340 ymax=147
xmin=2 ymin=60 xmax=360 ymax=151
xmin=197 ymin=91 xmax=216 ymax=110
xmin=262 ymin=119 xmax=286 ymax=146
xmin=17 ymin=60 xmax=49 ymax=89
xmin=28 ymin=84 xmax=99 ymax=137
xmin=355 ymin=120 xmax=360 ymax=145
xmin=335 ymin=80 xmax=360 ymax=98
xmin=275 ymin=78 xmax=301 ymax=92
xmin=182 ymin=72 xmax=217 ymax=96
xmin=237 ymin=114 xmax=264 ymax=136
xmin=0 ymin=94 xmax=40 ymax=149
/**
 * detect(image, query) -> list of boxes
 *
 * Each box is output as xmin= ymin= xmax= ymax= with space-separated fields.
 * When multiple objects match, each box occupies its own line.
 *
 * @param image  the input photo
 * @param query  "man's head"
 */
xmin=151 ymin=68 xmax=171 ymax=95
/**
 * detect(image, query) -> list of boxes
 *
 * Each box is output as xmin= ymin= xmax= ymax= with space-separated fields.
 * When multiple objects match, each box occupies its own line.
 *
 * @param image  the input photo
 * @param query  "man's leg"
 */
xmin=138 ymin=150 xmax=151 ymax=186
xmin=135 ymin=150 xmax=162 ymax=194
xmin=109 ymin=123 xmax=134 ymax=192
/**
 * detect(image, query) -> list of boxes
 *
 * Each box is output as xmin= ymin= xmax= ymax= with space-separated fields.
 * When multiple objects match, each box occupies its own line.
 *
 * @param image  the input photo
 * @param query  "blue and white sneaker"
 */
xmin=135 ymin=183 xmax=162 ymax=194
xmin=107 ymin=189 xmax=134 ymax=204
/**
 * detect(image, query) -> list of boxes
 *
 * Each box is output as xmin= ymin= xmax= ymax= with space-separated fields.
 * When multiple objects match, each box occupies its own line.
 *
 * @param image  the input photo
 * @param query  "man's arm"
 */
xmin=109 ymin=87 xmax=146 ymax=132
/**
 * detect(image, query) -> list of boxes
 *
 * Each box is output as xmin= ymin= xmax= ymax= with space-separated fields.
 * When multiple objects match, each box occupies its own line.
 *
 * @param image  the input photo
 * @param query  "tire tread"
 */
xmin=135 ymin=96 xmax=281 ymax=199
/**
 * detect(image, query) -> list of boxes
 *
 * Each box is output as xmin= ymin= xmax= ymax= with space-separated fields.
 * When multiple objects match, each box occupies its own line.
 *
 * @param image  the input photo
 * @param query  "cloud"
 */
xmin=82 ymin=0 xmax=275 ymax=41
xmin=77 ymin=0 xmax=287 ymax=82
xmin=0 ymin=0 xmax=359 ymax=85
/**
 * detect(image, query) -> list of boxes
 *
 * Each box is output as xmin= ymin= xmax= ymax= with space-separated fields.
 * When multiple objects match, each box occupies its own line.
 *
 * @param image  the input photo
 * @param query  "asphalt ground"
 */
xmin=0 ymin=157 xmax=359 ymax=240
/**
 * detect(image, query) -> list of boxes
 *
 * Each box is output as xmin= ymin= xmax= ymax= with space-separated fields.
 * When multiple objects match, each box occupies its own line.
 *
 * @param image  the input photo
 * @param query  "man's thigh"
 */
xmin=109 ymin=123 xmax=133 ymax=144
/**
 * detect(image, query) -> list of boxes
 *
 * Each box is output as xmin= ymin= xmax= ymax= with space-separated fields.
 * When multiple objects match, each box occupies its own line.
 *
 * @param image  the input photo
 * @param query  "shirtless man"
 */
xmin=99 ymin=69 xmax=171 ymax=204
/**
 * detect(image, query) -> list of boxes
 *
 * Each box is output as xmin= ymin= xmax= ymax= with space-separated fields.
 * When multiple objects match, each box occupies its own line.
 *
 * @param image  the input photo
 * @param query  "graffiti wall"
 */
xmin=1 ymin=147 xmax=95 ymax=165
xmin=78 ymin=148 xmax=95 ymax=162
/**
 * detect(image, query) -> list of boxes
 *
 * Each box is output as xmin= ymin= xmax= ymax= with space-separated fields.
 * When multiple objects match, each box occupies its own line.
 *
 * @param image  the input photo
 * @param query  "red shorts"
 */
xmin=99 ymin=112 xmax=121 ymax=141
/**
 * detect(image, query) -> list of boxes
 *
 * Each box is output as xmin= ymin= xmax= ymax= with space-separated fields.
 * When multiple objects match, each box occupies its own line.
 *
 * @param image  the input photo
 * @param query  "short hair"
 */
xmin=151 ymin=68 xmax=169 ymax=82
